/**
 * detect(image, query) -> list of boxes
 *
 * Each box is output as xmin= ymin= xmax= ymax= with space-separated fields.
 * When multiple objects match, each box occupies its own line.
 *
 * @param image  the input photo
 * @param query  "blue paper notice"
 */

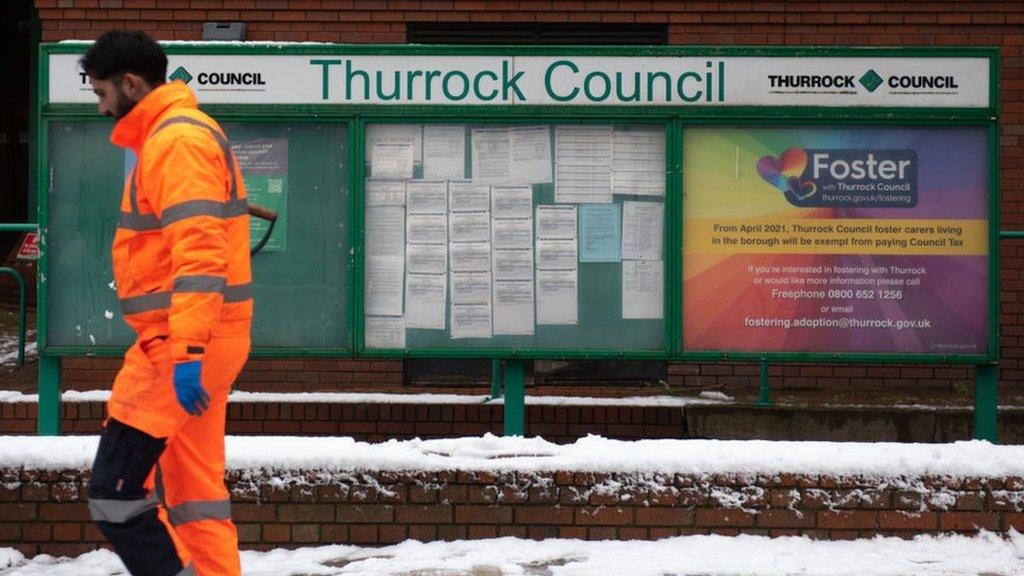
xmin=579 ymin=204 xmax=621 ymax=263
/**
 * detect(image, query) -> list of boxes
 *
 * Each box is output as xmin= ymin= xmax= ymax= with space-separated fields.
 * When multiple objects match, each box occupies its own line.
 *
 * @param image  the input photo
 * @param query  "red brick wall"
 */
xmin=34 ymin=1 xmax=1024 ymax=391
xmin=3 ymin=465 xmax=1022 ymax=557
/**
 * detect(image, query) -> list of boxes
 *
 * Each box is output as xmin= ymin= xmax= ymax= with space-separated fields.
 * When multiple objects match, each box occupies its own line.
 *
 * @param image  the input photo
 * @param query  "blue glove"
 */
xmin=173 ymin=361 xmax=210 ymax=416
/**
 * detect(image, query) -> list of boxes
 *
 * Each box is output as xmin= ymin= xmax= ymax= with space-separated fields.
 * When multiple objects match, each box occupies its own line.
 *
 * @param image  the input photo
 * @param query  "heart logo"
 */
xmin=758 ymin=147 xmax=816 ymax=201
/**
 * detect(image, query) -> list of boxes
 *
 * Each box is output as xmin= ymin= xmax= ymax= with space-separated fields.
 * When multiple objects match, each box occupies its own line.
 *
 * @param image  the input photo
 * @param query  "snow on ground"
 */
xmin=0 ymin=332 xmax=36 ymax=366
xmin=0 ymin=389 xmax=729 ymax=406
xmin=1 ymin=532 xmax=1023 ymax=575
xmin=2 ymin=434 xmax=1023 ymax=479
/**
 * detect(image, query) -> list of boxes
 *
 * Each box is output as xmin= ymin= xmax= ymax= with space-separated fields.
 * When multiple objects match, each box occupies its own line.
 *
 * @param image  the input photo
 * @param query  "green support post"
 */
xmin=756 ymin=357 xmax=773 ymax=406
xmin=488 ymin=359 xmax=503 ymax=401
xmin=974 ymin=363 xmax=998 ymax=443
xmin=503 ymin=359 xmax=525 ymax=437
xmin=38 ymin=354 xmax=62 ymax=436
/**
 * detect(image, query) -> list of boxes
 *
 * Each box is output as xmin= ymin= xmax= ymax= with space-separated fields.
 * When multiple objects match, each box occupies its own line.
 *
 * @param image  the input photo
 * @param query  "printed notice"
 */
xmin=451 ymin=271 xmax=492 ymax=305
xmin=450 ymin=212 xmax=490 ymax=243
xmin=407 ymin=214 xmax=448 ymax=245
xmin=536 ymin=205 xmax=578 ymax=240
xmin=449 ymin=181 xmax=490 ymax=212
xmin=472 ymin=128 xmax=510 ymax=183
xmin=612 ymin=128 xmax=665 ymax=197
xmin=423 ymin=124 xmax=466 ymax=179
xmin=367 ymin=124 xmax=422 ymax=164
xmin=233 ymin=138 xmax=289 ymax=252
xmin=536 ymin=239 xmax=578 ymax=270
xmin=366 ymin=179 xmax=406 ymax=207
xmin=365 ymin=256 xmax=404 ymax=316
xmin=622 ymin=260 xmax=663 ymax=320
xmin=451 ymin=304 xmax=492 ymax=339
xmin=555 ymin=125 xmax=613 ymax=203
xmin=370 ymin=142 xmax=414 ymax=179
xmin=365 ymin=315 xmax=406 ymax=348
xmin=537 ymin=269 xmax=578 ymax=325
xmin=406 ymin=180 xmax=448 ymax=214
xmin=450 ymin=242 xmax=491 ymax=272
xmin=492 ymin=218 xmax=533 ymax=249
xmin=365 ymin=206 xmax=405 ymax=258
xmin=405 ymin=273 xmax=446 ymax=329
xmin=509 ymin=125 xmax=553 ymax=184
xmin=493 ymin=249 xmax=534 ymax=281
xmin=579 ymin=204 xmax=621 ymax=262
xmin=622 ymin=201 xmax=663 ymax=261
xmin=493 ymin=280 xmax=535 ymax=335
xmin=491 ymin=186 xmax=533 ymax=220
xmin=406 ymin=243 xmax=447 ymax=274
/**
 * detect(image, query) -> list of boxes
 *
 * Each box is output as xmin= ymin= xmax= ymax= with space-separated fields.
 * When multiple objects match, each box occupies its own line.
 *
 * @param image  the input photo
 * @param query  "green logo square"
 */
xmin=169 ymin=66 xmax=193 ymax=84
xmin=859 ymin=69 xmax=883 ymax=92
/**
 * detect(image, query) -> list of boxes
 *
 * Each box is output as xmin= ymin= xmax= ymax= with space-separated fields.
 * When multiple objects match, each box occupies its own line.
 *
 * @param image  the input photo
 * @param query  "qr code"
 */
xmin=268 ymin=179 xmax=283 ymax=194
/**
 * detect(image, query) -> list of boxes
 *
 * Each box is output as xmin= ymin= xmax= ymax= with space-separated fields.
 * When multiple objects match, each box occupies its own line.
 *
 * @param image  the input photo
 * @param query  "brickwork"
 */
xmin=33 ymin=1 xmax=1024 ymax=391
xmin=3 ymin=465 xmax=1022 ymax=556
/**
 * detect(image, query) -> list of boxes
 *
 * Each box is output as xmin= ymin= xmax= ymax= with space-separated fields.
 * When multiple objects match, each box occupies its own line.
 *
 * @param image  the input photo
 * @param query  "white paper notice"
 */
xmin=536 ymin=269 xmax=578 ymax=325
xmin=536 ymin=205 xmax=577 ymax=240
xmin=450 ymin=271 xmax=492 ymax=305
xmin=407 ymin=214 xmax=448 ymax=245
xmin=621 ymin=201 xmax=663 ymax=261
xmin=365 ymin=206 xmax=405 ymax=258
xmin=406 ymin=243 xmax=447 ymax=274
xmin=536 ymin=239 xmax=578 ymax=270
xmin=449 ymin=181 xmax=490 ymax=212
xmin=493 ymin=249 xmax=534 ymax=281
xmin=493 ymin=280 xmax=535 ymax=335
xmin=423 ymin=125 xmax=466 ymax=179
xmin=405 ymin=273 xmax=447 ymax=329
xmin=612 ymin=128 xmax=665 ymax=197
xmin=471 ymin=128 xmax=510 ymax=183
xmin=492 ymin=218 xmax=533 ymax=249
xmin=451 ymin=304 xmax=492 ymax=339
xmin=509 ymin=126 xmax=553 ymax=184
xmin=365 ymin=179 xmax=406 ymax=207
xmin=449 ymin=212 xmax=490 ymax=243
xmin=406 ymin=180 xmax=448 ymax=214
xmin=449 ymin=242 xmax=491 ymax=272
xmin=370 ymin=142 xmax=414 ymax=179
xmin=365 ymin=256 xmax=404 ymax=316
xmin=554 ymin=125 xmax=613 ymax=203
xmin=367 ymin=124 xmax=422 ymax=164
xmin=365 ymin=315 xmax=406 ymax=349
xmin=491 ymin=186 xmax=533 ymax=219
xmin=622 ymin=259 xmax=663 ymax=320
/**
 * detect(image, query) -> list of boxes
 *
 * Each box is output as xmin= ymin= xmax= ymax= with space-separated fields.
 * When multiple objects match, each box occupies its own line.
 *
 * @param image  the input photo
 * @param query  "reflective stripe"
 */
xmin=167 ymin=498 xmax=232 ymax=527
xmin=119 ymin=211 xmax=161 ymax=231
xmin=88 ymin=494 xmax=159 ymax=523
xmin=153 ymin=116 xmax=239 ymax=200
xmin=120 ymin=282 xmax=252 ymax=315
xmin=120 ymin=291 xmax=172 ymax=315
xmin=162 ymin=198 xmax=248 ymax=227
xmin=176 ymin=564 xmax=196 ymax=576
xmin=223 ymin=283 xmax=252 ymax=303
xmin=174 ymin=275 xmax=227 ymax=293
xmin=129 ymin=168 xmax=140 ymax=215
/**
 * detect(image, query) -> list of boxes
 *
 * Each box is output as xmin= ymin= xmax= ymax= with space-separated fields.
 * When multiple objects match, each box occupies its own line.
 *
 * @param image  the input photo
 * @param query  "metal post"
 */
xmin=756 ymin=357 xmax=773 ymax=406
xmin=974 ymin=363 xmax=998 ymax=443
xmin=503 ymin=359 xmax=525 ymax=437
xmin=38 ymin=354 xmax=62 ymax=436
xmin=488 ymin=358 xmax=503 ymax=401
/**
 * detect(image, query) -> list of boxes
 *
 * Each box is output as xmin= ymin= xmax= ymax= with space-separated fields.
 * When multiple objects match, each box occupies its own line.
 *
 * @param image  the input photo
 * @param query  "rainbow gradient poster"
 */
xmin=682 ymin=126 xmax=989 ymax=354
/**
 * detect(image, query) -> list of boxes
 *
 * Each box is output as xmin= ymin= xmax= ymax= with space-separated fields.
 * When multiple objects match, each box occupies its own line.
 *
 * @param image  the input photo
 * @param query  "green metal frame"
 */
xmin=36 ymin=43 xmax=1003 ymax=436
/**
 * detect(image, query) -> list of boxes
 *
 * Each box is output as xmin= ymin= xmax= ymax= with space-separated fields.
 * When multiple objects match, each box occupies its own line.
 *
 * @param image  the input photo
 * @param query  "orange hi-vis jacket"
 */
xmin=108 ymin=80 xmax=252 ymax=438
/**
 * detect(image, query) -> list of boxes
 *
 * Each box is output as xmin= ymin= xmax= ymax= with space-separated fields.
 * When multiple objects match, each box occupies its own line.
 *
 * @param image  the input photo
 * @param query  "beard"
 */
xmin=106 ymin=85 xmax=138 ymax=120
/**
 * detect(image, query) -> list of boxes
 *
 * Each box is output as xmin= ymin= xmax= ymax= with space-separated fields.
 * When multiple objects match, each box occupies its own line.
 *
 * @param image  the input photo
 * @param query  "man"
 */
xmin=82 ymin=30 xmax=253 ymax=576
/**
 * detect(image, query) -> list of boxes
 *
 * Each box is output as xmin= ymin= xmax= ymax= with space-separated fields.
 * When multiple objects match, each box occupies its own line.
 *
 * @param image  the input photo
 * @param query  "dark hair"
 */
xmin=80 ymin=30 xmax=167 ymax=85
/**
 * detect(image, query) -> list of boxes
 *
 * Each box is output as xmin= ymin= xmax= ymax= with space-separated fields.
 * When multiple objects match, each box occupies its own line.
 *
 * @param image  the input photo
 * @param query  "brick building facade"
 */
xmin=31 ymin=0 xmax=1024 ymax=395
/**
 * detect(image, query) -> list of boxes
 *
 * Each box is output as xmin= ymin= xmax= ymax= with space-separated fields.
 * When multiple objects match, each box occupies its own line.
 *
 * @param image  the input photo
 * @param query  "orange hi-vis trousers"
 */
xmin=89 ymin=331 xmax=250 ymax=576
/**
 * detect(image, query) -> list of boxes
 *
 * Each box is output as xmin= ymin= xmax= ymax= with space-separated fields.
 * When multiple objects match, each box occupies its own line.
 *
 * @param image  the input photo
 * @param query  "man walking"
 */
xmin=82 ymin=30 xmax=252 ymax=576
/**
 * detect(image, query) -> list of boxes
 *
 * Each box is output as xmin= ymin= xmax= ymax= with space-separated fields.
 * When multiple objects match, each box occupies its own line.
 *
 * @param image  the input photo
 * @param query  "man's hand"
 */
xmin=173 ymin=361 xmax=210 ymax=416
